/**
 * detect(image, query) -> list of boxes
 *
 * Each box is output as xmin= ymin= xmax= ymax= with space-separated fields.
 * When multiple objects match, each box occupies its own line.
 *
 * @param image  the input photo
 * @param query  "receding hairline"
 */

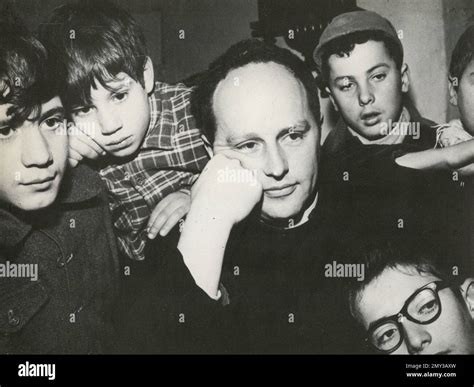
xmin=212 ymin=61 xmax=315 ymax=121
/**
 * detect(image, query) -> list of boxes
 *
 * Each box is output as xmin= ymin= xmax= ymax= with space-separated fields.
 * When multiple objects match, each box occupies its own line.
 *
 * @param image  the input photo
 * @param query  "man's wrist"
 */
xmin=178 ymin=204 xmax=233 ymax=298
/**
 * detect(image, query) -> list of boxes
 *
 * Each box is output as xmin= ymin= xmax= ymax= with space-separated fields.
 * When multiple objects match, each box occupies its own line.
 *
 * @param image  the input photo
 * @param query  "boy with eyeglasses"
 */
xmin=347 ymin=242 xmax=474 ymax=354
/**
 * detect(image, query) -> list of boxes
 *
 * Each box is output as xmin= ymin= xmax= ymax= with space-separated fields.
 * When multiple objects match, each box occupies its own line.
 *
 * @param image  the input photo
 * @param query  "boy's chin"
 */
xmin=108 ymin=142 xmax=140 ymax=158
xmin=13 ymin=191 xmax=59 ymax=211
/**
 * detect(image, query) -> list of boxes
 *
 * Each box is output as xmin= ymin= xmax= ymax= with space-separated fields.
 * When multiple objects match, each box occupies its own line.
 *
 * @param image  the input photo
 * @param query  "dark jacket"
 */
xmin=115 ymin=191 xmax=363 ymax=354
xmin=321 ymin=103 xmax=471 ymax=277
xmin=0 ymin=165 xmax=119 ymax=354
xmin=322 ymin=103 xmax=438 ymax=187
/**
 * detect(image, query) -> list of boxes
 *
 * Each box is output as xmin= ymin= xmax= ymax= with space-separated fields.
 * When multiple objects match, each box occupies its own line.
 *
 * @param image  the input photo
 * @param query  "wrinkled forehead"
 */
xmin=355 ymin=266 xmax=440 ymax=329
xmin=212 ymin=62 xmax=314 ymax=140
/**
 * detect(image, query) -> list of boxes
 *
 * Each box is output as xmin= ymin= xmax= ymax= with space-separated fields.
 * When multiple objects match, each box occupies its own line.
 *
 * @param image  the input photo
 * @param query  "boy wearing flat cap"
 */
xmin=314 ymin=11 xmax=473 ymax=268
xmin=315 ymin=10 xmax=474 ymax=180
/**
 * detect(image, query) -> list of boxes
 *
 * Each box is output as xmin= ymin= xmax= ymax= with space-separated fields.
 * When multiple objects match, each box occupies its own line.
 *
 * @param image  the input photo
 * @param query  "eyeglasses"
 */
xmin=366 ymin=280 xmax=451 ymax=354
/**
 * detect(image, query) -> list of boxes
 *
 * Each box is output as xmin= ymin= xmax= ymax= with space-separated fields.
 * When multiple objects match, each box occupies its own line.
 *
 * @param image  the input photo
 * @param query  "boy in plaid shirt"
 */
xmin=40 ymin=1 xmax=209 ymax=261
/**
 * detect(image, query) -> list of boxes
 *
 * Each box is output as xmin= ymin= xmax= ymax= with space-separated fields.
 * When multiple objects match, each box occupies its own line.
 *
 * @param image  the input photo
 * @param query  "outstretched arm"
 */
xmin=396 ymin=139 xmax=474 ymax=176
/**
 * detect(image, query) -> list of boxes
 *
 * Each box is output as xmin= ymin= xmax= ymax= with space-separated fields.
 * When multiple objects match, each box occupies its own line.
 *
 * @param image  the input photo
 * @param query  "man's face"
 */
xmin=70 ymin=71 xmax=153 ymax=158
xmin=212 ymin=62 xmax=320 ymax=222
xmin=327 ymin=40 xmax=408 ymax=140
xmin=451 ymin=59 xmax=474 ymax=135
xmin=355 ymin=266 xmax=474 ymax=354
xmin=0 ymin=97 xmax=68 ymax=210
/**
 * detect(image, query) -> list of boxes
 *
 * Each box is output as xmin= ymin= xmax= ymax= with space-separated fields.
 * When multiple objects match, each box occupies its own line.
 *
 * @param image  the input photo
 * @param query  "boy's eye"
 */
xmin=372 ymin=73 xmax=387 ymax=81
xmin=41 ymin=116 xmax=64 ymax=131
xmin=0 ymin=125 xmax=14 ymax=140
xmin=73 ymin=106 xmax=94 ymax=117
xmin=113 ymin=91 xmax=128 ymax=102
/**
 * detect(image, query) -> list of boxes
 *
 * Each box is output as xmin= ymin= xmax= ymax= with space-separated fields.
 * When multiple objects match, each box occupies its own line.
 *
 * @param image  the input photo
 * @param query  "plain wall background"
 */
xmin=10 ymin=0 xmax=473 ymax=129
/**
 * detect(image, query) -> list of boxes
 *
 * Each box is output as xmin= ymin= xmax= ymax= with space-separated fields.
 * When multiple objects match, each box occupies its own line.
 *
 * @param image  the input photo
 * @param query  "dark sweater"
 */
xmin=115 ymin=190 xmax=362 ymax=354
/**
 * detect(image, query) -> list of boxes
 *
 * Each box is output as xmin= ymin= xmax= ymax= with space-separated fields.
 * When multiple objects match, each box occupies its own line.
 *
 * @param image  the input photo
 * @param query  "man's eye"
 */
xmin=0 ymin=126 xmax=14 ymax=140
xmin=339 ymin=83 xmax=354 ymax=91
xmin=288 ymin=132 xmax=304 ymax=141
xmin=236 ymin=142 xmax=259 ymax=153
xmin=113 ymin=92 xmax=128 ymax=102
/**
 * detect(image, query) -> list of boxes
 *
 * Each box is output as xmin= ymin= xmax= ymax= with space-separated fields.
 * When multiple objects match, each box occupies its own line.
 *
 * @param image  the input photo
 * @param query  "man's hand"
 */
xmin=190 ymin=153 xmax=263 ymax=226
xmin=68 ymin=126 xmax=106 ymax=167
xmin=177 ymin=153 xmax=263 ymax=298
xmin=147 ymin=190 xmax=191 ymax=239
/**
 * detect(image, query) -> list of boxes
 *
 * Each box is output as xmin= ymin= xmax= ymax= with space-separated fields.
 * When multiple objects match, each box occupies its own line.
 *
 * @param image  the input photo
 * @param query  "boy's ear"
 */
xmin=400 ymin=63 xmax=410 ymax=93
xmin=143 ymin=57 xmax=154 ymax=94
xmin=460 ymin=278 xmax=474 ymax=318
xmin=448 ymin=76 xmax=458 ymax=106
xmin=326 ymin=87 xmax=339 ymax=112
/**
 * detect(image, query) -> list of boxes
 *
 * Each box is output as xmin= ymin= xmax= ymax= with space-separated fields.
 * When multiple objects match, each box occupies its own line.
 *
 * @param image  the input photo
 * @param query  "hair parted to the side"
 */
xmin=39 ymin=0 xmax=149 ymax=110
xmin=319 ymin=30 xmax=403 ymax=89
xmin=450 ymin=24 xmax=474 ymax=89
xmin=0 ymin=5 xmax=59 ymax=128
xmin=191 ymin=38 xmax=321 ymax=145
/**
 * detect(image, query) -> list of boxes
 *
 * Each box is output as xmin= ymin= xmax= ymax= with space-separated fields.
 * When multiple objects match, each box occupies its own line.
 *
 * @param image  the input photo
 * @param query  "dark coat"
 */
xmin=0 ymin=165 xmax=120 ymax=354
xmin=115 ymin=191 xmax=363 ymax=354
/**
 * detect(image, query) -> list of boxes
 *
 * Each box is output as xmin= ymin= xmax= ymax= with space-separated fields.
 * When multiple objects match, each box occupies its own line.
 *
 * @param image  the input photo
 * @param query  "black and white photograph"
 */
xmin=0 ymin=0 xmax=473 ymax=384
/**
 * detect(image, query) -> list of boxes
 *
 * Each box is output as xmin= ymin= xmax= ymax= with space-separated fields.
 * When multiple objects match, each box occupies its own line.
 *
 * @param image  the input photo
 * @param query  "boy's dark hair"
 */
xmin=449 ymin=24 xmax=474 ymax=90
xmin=191 ymin=39 xmax=321 ymax=145
xmin=345 ymin=239 xmax=453 ymax=319
xmin=0 ymin=12 xmax=59 ymax=128
xmin=39 ymin=0 xmax=148 ymax=110
xmin=319 ymin=30 xmax=403 ymax=89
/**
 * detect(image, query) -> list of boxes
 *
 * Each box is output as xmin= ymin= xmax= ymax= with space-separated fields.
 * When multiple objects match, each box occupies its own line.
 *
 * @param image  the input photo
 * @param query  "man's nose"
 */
xmin=97 ymin=105 xmax=122 ymax=135
xmin=403 ymin=321 xmax=432 ymax=354
xmin=263 ymin=144 xmax=288 ymax=179
xmin=358 ymin=82 xmax=375 ymax=107
xmin=21 ymin=126 xmax=53 ymax=168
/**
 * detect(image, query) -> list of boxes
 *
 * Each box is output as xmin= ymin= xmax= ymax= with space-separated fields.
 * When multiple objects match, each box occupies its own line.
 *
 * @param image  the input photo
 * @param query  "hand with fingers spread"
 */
xmin=146 ymin=189 xmax=191 ymax=239
xmin=177 ymin=153 xmax=263 ymax=298
xmin=68 ymin=125 xmax=107 ymax=167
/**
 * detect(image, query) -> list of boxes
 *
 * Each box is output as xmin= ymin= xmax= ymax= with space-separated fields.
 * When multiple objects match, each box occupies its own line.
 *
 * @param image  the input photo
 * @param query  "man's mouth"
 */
xmin=360 ymin=111 xmax=381 ymax=126
xmin=264 ymin=183 xmax=297 ymax=199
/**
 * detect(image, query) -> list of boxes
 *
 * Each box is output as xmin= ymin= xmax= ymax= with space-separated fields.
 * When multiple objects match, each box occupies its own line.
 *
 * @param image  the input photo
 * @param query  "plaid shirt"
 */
xmin=100 ymin=82 xmax=209 ymax=261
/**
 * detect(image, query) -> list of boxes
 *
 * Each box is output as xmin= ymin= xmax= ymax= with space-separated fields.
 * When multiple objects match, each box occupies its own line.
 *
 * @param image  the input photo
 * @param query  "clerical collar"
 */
xmin=259 ymin=192 xmax=319 ymax=230
xmin=348 ymin=107 xmax=410 ymax=145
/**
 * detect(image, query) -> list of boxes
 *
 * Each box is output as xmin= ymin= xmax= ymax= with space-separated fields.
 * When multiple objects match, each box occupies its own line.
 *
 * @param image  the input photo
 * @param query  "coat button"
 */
xmin=7 ymin=309 xmax=20 ymax=327
xmin=56 ymin=256 xmax=66 ymax=268
xmin=57 ymin=253 xmax=73 ymax=268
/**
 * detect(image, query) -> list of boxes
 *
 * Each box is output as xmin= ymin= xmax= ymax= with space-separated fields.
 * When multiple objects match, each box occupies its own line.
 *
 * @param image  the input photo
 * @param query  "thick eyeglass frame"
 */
xmin=366 ymin=280 xmax=451 ymax=354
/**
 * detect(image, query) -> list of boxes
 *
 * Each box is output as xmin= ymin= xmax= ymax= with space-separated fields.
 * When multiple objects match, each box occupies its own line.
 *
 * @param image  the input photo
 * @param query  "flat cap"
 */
xmin=313 ymin=10 xmax=403 ymax=71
